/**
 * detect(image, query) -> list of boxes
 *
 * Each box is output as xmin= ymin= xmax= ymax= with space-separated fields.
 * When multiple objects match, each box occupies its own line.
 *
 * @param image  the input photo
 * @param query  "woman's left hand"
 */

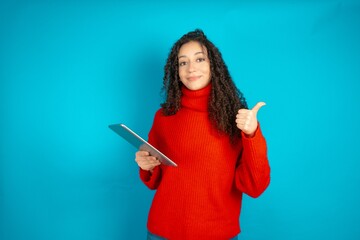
xmin=236 ymin=102 xmax=266 ymax=137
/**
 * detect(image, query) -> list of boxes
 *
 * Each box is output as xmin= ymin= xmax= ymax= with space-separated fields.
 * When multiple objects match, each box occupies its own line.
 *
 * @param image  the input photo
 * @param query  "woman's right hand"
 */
xmin=135 ymin=151 xmax=161 ymax=172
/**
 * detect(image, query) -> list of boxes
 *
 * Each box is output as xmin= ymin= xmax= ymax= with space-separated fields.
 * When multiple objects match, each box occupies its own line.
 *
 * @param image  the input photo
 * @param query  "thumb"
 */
xmin=251 ymin=102 xmax=266 ymax=114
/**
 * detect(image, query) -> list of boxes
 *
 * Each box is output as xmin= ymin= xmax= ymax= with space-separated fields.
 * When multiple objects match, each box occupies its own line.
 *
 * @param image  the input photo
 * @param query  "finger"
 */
xmin=137 ymin=158 xmax=160 ymax=170
xmin=237 ymin=112 xmax=252 ymax=120
xmin=142 ymin=160 xmax=159 ymax=167
xmin=237 ymin=109 xmax=252 ymax=120
xmin=237 ymin=109 xmax=249 ymax=114
xmin=140 ymin=163 xmax=159 ymax=171
xmin=135 ymin=151 xmax=150 ymax=157
xmin=251 ymin=102 xmax=266 ymax=115
xmin=235 ymin=119 xmax=247 ymax=125
xmin=152 ymin=160 xmax=161 ymax=166
xmin=136 ymin=156 xmax=155 ymax=164
xmin=145 ymin=160 xmax=161 ymax=168
xmin=142 ymin=156 xmax=159 ymax=164
xmin=147 ymin=157 xmax=160 ymax=164
xmin=236 ymin=114 xmax=248 ymax=120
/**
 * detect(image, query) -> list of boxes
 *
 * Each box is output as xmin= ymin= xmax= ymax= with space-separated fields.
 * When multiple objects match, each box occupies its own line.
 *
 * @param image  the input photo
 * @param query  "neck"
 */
xmin=181 ymin=84 xmax=211 ymax=112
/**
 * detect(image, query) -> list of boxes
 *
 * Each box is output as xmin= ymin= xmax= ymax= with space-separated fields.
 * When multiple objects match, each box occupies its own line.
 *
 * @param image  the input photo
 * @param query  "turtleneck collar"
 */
xmin=181 ymin=83 xmax=211 ymax=112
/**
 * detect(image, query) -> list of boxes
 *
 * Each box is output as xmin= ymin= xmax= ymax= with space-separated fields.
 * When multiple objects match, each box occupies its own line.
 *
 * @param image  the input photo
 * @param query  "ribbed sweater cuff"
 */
xmin=139 ymin=166 xmax=161 ymax=189
xmin=240 ymin=123 xmax=268 ymax=169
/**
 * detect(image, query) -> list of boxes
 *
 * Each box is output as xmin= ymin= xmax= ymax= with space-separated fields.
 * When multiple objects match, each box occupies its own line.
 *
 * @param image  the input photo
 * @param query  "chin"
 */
xmin=194 ymin=83 xmax=210 ymax=90
xmin=187 ymin=85 xmax=203 ymax=91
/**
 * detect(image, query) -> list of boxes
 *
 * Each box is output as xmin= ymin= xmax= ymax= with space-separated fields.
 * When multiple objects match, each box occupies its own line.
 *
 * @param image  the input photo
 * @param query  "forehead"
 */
xmin=178 ymin=41 xmax=207 ymax=56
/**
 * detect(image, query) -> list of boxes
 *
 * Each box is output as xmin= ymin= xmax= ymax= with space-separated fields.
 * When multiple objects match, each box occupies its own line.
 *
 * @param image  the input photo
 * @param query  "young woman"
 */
xmin=135 ymin=29 xmax=270 ymax=240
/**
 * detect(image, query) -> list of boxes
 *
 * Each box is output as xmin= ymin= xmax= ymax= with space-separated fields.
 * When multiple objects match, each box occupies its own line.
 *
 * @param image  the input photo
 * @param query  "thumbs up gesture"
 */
xmin=236 ymin=102 xmax=266 ymax=137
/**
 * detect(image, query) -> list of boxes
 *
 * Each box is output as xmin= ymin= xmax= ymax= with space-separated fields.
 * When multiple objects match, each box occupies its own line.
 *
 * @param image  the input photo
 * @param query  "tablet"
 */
xmin=109 ymin=123 xmax=177 ymax=167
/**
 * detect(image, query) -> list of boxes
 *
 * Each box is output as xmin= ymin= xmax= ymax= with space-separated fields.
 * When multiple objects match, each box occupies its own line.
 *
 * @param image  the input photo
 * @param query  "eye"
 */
xmin=179 ymin=61 xmax=187 ymax=67
xmin=196 ymin=58 xmax=206 ymax=62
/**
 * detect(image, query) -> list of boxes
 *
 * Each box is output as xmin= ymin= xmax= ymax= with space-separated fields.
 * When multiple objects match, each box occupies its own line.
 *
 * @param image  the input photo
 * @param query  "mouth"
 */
xmin=187 ymin=76 xmax=201 ymax=81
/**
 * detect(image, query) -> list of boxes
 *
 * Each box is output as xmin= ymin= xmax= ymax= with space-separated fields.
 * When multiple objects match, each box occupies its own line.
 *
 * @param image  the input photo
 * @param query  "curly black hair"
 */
xmin=161 ymin=29 xmax=248 ymax=142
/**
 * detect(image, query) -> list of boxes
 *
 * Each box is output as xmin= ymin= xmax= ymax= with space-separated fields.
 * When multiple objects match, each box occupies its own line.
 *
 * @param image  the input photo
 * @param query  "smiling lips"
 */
xmin=187 ymin=76 xmax=201 ymax=81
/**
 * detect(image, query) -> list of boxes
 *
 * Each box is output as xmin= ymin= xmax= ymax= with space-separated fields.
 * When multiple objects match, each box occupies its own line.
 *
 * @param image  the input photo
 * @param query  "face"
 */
xmin=177 ymin=41 xmax=211 ymax=91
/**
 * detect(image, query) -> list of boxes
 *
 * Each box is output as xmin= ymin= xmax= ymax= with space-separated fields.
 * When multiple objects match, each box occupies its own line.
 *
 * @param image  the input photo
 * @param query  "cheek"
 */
xmin=178 ymin=69 xmax=186 ymax=81
xmin=202 ymin=65 xmax=211 ymax=77
xmin=201 ymin=62 xmax=210 ymax=72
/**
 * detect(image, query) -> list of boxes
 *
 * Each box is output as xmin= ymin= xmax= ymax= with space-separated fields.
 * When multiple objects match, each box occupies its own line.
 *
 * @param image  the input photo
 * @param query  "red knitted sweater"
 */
xmin=140 ymin=84 xmax=270 ymax=239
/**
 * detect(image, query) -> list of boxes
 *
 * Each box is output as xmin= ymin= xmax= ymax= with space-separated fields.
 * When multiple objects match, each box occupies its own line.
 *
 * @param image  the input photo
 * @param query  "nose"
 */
xmin=188 ymin=61 xmax=196 ymax=72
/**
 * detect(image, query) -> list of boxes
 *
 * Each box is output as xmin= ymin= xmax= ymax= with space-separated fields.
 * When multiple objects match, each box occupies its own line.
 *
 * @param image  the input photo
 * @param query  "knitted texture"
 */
xmin=139 ymin=84 xmax=270 ymax=239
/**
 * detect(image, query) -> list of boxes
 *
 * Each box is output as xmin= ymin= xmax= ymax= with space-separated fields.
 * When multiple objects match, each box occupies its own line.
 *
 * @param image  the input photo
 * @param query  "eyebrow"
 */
xmin=178 ymin=51 xmax=205 ymax=59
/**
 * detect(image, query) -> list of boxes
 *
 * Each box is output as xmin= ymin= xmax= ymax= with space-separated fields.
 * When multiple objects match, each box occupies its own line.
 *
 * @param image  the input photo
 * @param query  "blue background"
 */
xmin=1 ymin=0 xmax=360 ymax=239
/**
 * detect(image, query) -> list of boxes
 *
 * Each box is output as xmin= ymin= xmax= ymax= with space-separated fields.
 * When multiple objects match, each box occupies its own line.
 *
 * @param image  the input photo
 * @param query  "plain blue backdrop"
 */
xmin=1 ymin=0 xmax=360 ymax=239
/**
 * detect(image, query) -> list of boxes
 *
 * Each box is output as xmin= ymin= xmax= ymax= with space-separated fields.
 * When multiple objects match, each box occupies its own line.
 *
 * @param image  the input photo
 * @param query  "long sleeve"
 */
xmin=235 ymin=124 xmax=270 ymax=198
xmin=139 ymin=110 xmax=163 ymax=190
xmin=139 ymin=166 xmax=162 ymax=190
